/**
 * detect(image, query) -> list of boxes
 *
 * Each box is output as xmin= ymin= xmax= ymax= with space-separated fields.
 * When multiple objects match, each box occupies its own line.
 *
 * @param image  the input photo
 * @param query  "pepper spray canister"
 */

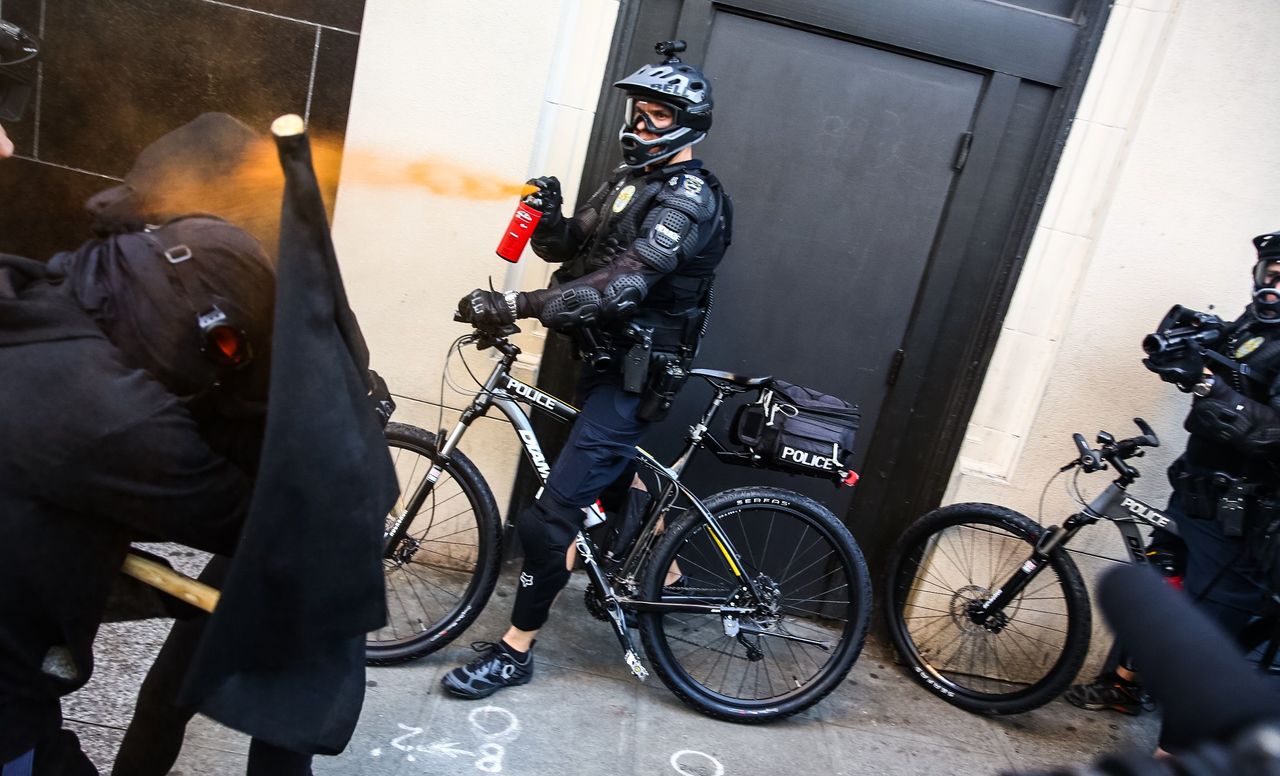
xmin=495 ymin=185 xmax=543 ymax=262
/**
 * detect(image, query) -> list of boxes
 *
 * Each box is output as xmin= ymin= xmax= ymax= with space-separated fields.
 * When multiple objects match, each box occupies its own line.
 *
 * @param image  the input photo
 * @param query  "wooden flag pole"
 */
xmin=121 ymin=553 xmax=220 ymax=614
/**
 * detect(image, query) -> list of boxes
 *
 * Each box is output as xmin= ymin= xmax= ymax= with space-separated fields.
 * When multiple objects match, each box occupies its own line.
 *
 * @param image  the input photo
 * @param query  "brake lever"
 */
xmin=1072 ymin=433 xmax=1105 ymax=472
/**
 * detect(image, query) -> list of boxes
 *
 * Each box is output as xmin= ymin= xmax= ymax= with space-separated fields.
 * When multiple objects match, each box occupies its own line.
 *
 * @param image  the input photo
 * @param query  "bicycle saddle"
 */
xmin=690 ymin=368 xmax=772 ymax=388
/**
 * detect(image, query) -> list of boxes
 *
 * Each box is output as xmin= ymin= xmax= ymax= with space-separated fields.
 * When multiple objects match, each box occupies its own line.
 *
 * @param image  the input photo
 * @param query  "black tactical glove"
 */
xmin=457 ymin=288 xmax=516 ymax=329
xmin=1142 ymin=353 xmax=1203 ymax=391
xmin=525 ymin=176 xmax=563 ymax=223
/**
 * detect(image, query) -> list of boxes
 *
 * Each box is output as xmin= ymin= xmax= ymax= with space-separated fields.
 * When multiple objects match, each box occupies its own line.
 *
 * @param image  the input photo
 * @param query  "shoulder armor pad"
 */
xmin=655 ymin=173 xmax=717 ymax=221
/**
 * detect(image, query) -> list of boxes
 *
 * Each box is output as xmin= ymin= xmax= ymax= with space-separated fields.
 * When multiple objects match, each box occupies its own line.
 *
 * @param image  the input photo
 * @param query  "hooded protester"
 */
xmin=105 ymin=119 xmax=395 ymax=776
xmin=0 ymin=216 xmax=273 ymax=775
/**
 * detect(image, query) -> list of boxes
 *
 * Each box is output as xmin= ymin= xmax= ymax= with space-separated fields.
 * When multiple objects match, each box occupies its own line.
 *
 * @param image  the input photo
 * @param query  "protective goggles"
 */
xmin=625 ymin=98 xmax=679 ymax=135
xmin=1254 ymin=260 xmax=1280 ymax=290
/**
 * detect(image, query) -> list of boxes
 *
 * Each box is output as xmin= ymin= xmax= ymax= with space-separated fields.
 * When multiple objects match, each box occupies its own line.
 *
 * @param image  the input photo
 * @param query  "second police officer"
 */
xmin=1072 ymin=232 xmax=1280 ymax=735
xmin=446 ymin=41 xmax=732 ymax=699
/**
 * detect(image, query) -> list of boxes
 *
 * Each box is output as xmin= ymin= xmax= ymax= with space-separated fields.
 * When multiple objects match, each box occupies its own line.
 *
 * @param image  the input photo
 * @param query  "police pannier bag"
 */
xmin=730 ymin=379 xmax=859 ymax=481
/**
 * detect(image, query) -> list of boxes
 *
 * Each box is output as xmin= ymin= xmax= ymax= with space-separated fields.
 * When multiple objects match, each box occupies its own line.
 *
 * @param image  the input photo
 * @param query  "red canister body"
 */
xmin=496 ymin=200 xmax=543 ymax=263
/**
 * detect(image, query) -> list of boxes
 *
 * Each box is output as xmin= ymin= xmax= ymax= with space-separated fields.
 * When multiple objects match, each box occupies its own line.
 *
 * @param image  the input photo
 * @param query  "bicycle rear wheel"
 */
xmin=639 ymin=487 xmax=871 ymax=722
xmin=366 ymin=422 xmax=502 ymax=666
xmin=884 ymin=503 xmax=1091 ymax=714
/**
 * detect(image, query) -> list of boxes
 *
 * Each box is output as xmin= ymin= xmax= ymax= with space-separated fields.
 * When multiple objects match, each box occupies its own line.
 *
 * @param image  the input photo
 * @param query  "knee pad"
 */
xmin=515 ymin=497 xmax=581 ymax=581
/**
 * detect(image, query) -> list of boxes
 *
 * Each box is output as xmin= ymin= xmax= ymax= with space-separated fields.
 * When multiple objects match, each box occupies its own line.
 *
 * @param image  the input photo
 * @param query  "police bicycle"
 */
xmin=368 ymin=320 xmax=872 ymax=722
xmin=883 ymin=418 xmax=1173 ymax=715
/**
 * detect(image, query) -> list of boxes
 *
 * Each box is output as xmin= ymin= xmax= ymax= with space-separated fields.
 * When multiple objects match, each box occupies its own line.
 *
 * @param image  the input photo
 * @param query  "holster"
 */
xmin=1170 ymin=461 xmax=1276 ymax=537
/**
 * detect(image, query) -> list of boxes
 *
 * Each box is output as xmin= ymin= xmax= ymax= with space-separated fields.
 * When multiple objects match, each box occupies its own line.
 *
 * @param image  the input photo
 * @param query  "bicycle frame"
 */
xmin=381 ymin=340 xmax=768 ymax=629
xmin=975 ymin=478 xmax=1178 ymax=624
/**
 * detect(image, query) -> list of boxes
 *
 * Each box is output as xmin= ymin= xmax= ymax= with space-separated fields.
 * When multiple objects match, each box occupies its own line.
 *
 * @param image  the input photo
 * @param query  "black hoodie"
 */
xmin=0 ymin=255 xmax=250 ymax=762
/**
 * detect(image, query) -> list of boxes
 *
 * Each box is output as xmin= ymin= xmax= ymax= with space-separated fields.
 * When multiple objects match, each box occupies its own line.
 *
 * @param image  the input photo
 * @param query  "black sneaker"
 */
xmin=1063 ymin=673 xmax=1153 ymax=715
xmin=441 ymin=641 xmax=533 ymax=700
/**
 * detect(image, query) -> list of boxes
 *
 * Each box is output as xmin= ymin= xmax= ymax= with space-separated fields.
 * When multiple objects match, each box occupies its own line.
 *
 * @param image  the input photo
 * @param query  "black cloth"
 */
xmin=0 ymin=255 xmax=251 ymax=764
xmin=178 ymin=128 xmax=397 ymax=755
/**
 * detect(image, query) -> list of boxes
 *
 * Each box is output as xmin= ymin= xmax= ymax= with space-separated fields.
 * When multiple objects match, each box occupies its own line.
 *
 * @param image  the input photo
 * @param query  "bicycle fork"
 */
xmin=971 ymin=513 xmax=1094 ymax=629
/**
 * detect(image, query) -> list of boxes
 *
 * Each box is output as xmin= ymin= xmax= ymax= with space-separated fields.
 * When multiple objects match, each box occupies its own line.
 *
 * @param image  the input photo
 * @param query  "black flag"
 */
xmin=181 ymin=115 xmax=396 ymax=754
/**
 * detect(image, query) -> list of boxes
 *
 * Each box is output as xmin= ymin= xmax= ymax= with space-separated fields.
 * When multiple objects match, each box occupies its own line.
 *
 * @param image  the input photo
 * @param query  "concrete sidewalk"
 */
xmin=72 ymin=564 xmax=1158 ymax=776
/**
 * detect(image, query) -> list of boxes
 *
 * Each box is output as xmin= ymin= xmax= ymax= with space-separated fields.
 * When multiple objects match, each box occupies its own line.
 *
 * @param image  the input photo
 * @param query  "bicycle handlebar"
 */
xmin=1064 ymin=418 xmax=1160 ymax=478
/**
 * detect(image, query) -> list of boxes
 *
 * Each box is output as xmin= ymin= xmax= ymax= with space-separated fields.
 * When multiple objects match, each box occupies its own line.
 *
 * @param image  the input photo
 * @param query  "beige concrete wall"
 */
xmin=946 ymin=0 xmax=1280 ymax=669
xmin=329 ymin=0 xmax=619 ymax=518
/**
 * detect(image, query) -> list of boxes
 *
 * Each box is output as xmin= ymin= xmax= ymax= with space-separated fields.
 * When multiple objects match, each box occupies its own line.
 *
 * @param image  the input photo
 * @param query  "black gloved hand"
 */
xmin=456 ymin=289 xmax=515 ymax=329
xmin=524 ymin=176 xmax=563 ymax=220
xmin=1142 ymin=354 xmax=1203 ymax=391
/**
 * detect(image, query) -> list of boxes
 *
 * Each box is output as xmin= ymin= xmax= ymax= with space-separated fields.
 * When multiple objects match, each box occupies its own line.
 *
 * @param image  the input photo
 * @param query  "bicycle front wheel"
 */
xmin=639 ymin=487 xmax=871 ymax=722
xmin=366 ymin=422 xmax=502 ymax=666
xmin=884 ymin=503 xmax=1091 ymax=714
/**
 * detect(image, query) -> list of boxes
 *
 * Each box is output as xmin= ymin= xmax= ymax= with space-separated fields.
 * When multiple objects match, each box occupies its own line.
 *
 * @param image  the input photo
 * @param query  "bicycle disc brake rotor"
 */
xmin=953 ymin=585 xmax=1013 ymax=634
xmin=390 ymin=535 xmax=423 ymax=566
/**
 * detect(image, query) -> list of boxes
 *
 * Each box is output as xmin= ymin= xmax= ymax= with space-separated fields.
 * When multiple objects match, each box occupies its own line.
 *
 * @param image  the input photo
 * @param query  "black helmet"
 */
xmin=613 ymin=40 xmax=713 ymax=169
xmin=1249 ymin=231 xmax=1280 ymax=323
xmin=0 ymin=19 xmax=39 ymax=121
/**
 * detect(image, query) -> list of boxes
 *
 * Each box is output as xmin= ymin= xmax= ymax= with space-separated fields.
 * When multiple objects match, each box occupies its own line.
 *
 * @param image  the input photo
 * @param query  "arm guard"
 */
xmin=518 ymin=173 xmax=718 ymax=329
xmin=1185 ymin=377 xmax=1280 ymax=454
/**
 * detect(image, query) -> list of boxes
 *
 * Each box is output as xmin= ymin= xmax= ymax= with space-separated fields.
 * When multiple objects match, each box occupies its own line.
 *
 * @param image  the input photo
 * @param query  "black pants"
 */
xmin=113 ymin=557 xmax=314 ymax=776
xmin=509 ymin=373 xmax=649 ymax=632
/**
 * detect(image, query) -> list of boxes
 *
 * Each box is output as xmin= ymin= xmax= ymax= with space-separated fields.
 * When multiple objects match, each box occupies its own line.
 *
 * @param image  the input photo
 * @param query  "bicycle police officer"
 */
xmin=1072 ymin=231 xmax=1280 ymax=730
xmin=446 ymin=41 xmax=732 ymax=698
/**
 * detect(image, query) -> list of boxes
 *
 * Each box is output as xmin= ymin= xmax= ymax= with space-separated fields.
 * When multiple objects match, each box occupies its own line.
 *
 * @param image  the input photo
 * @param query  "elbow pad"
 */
xmin=601 ymin=272 xmax=648 ymax=318
xmin=538 ymin=285 xmax=604 ymax=329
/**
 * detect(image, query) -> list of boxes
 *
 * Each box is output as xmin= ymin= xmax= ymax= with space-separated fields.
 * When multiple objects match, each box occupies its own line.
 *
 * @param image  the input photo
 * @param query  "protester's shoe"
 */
xmin=441 ymin=641 xmax=533 ymax=699
xmin=1064 ymin=673 xmax=1153 ymax=715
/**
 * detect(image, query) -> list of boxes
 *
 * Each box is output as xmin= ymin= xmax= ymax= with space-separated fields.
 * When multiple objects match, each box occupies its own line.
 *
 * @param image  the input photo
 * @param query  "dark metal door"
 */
xmin=642 ymin=14 xmax=984 ymax=521
xmin=525 ymin=0 xmax=1109 ymax=567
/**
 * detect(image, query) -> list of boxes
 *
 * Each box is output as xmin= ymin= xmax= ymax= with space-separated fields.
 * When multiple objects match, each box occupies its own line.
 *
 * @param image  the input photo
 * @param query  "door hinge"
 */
xmin=886 ymin=349 xmax=905 ymax=386
xmin=953 ymin=131 xmax=974 ymax=172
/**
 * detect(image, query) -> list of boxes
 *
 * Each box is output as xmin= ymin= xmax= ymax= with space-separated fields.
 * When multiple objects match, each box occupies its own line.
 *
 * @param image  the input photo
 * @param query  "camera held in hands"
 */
xmin=1142 ymin=305 xmax=1227 ymax=388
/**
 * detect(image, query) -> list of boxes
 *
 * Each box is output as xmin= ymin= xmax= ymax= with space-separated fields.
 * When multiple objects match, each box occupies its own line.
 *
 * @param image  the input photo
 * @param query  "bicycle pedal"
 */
xmin=624 ymin=649 xmax=649 ymax=680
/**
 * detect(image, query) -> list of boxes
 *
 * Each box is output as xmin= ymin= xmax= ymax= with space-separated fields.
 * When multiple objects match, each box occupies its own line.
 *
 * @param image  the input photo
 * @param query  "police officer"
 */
xmin=444 ymin=41 xmax=732 ymax=699
xmin=1161 ymin=232 xmax=1280 ymax=639
xmin=1073 ymin=232 xmax=1280 ymax=733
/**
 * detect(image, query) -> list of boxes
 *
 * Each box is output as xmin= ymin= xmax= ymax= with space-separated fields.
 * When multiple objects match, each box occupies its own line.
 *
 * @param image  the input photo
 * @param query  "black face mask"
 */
xmin=1250 ymin=287 xmax=1280 ymax=325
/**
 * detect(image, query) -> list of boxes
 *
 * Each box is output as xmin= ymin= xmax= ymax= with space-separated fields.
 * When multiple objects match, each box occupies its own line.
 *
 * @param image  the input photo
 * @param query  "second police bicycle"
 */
xmin=883 ymin=419 xmax=1171 ymax=714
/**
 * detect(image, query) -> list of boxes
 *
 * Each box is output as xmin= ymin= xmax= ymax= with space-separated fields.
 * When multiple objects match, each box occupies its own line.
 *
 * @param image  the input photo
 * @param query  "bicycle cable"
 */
xmin=1035 ymin=466 xmax=1067 ymax=524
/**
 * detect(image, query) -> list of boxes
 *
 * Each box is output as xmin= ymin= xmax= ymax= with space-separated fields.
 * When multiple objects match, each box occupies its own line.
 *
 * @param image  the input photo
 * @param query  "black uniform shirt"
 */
xmin=0 ymin=255 xmax=251 ymax=760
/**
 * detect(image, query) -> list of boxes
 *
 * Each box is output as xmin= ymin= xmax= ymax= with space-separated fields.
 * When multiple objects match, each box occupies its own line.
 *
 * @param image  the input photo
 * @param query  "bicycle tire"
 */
xmin=639 ymin=487 xmax=871 ymax=722
xmin=884 ymin=502 xmax=1091 ymax=714
xmin=366 ymin=422 xmax=503 ymax=666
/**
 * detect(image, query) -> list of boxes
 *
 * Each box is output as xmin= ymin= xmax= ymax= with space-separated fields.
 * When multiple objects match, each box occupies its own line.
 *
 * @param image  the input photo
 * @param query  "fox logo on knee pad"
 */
xmin=520 ymin=572 xmax=535 ymax=587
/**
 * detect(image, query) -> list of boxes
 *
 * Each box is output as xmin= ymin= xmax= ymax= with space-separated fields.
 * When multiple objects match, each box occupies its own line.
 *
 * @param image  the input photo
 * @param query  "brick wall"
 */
xmin=0 ymin=0 xmax=364 ymax=258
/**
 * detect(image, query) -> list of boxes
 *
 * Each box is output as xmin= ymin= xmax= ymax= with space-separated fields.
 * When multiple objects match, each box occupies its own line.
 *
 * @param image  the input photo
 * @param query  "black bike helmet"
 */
xmin=0 ymin=19 xmax=39 ymax=122
xmin=613 ymin=40 xmax=713 ymax=169
xmin=1249 ymin=231 xmax=1280 ymax=323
